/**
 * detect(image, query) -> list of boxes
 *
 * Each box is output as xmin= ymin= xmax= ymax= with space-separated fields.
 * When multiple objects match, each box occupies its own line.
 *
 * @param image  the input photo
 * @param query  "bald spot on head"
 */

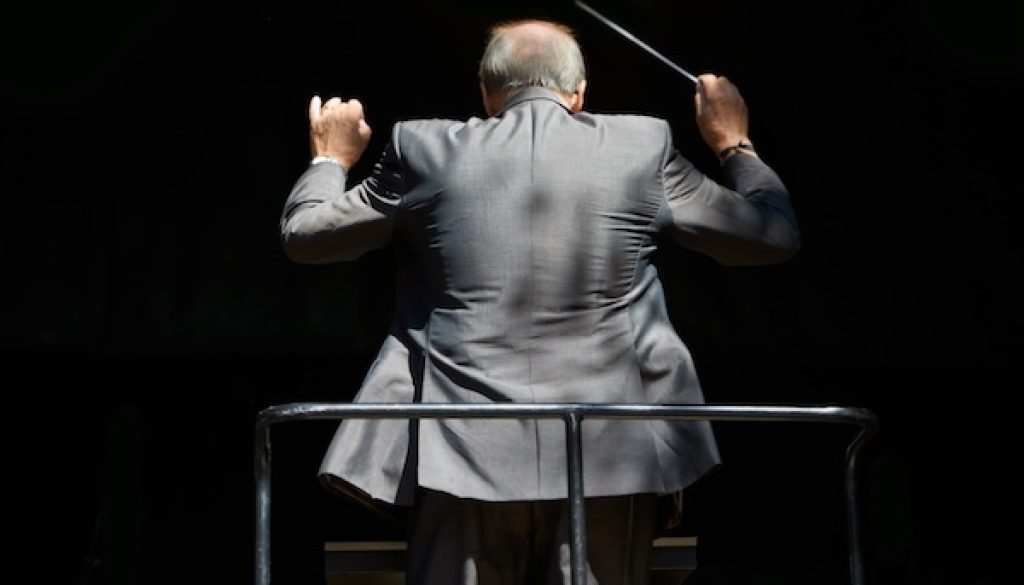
xmin=498 ymin=19 xmax=575 ymax=49
xmin=477 ymin=18 xmax=586 ymax=98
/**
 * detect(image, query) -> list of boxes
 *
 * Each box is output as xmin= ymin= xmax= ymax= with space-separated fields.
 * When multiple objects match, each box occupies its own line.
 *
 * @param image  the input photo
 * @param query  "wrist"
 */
xmin=717 ymin=140 xmax=757 ymax=164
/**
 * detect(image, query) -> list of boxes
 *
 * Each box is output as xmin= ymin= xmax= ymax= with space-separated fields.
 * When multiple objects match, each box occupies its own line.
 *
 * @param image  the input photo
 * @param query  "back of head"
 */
xmin=478 ymin=20 xmax=586 ymax=98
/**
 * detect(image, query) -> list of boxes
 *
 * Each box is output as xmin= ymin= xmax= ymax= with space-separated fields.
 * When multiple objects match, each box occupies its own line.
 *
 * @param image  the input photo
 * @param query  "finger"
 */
xmin=309 ymin=95 xmax=321 ymax=124
xmin=694 ymin=76 xmax=708 ymax=114
xmin=346 ymin=98 xmax=365 ymax=120
xmin=358 ymin=119 xmax=372 ymax=139
xmin=701 ymin=74 xmax=722 ymax=99
xmin=325 ymin=97 xmax=342 ymax=110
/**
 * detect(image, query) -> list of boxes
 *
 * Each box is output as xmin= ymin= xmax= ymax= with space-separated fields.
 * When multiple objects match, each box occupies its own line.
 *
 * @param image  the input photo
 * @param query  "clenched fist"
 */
xmin=308 ymin=95 xmax=373 ymax=170
xmin=694 ymin=74 xmax=754 ymax=158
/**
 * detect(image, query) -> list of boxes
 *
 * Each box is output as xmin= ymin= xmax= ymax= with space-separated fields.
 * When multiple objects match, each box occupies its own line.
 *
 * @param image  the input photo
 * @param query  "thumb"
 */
xmin=309 ymin=95 xmax=322 ymax=125
xmin=693 ymin=78 xmax=707 ymax=116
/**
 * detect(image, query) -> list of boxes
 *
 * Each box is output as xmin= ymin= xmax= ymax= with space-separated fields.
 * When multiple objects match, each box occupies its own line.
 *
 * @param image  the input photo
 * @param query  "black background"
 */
xmin=3 ymin=1 xmax=1021 ymax=584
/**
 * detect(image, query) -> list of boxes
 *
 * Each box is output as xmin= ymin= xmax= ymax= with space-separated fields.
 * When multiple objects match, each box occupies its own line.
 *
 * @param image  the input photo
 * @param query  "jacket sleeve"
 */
xmin=661 ymin=125 xmax=802 ymax=266
xmin=279 ymin=124 xmax=406 ymax=264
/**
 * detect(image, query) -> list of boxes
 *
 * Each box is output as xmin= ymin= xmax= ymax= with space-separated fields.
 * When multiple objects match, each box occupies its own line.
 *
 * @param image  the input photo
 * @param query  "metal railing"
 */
xmin=254 ymin=403 xmax=878 ymax=585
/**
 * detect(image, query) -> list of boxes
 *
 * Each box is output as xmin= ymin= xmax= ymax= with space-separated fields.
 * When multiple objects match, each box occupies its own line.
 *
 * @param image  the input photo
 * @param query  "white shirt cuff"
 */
xmin=311 ymin=156 xmax=342 ymax=167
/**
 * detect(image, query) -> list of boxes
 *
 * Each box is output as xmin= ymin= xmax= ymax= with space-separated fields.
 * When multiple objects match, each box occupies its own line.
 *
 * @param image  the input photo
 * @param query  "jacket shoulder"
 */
xmin=393 ymin=117 xmax=474 ymax=136
xmin=579 ymin=111 xmax=671 ymax=133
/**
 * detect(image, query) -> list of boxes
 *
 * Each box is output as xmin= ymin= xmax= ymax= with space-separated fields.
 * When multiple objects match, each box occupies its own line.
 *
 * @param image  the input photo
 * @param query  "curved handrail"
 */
xmin=254 ymin=403 xmax=878 ymax=585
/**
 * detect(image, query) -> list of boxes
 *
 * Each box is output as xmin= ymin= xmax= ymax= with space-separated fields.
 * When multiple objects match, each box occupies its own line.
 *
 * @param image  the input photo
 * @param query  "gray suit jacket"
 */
xmin=281 ymin=88 xmax=800 ymax=510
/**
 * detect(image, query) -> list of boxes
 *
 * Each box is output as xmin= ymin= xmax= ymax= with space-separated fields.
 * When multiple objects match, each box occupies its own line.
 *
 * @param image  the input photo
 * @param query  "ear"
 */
xmin=480 ymin=81 xmax=504 ymax=117
xmin=568 ymin=79 xmax=587 ymax=113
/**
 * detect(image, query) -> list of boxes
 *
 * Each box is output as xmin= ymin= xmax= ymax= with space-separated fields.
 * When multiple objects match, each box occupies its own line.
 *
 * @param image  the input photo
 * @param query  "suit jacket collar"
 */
xmin=498 ymin=87 xmax=572 ymax=115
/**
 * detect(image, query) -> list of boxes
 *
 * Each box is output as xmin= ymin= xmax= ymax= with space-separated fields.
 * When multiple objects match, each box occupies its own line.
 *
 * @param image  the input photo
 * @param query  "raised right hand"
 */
xmin=694 ymin=74 xmax=752 ymax=157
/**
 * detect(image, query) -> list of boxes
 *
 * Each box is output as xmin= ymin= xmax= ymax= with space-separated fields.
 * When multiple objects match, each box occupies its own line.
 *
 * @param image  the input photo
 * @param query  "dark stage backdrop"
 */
xmin=3 ymin=1 xmax=1021 ymax=584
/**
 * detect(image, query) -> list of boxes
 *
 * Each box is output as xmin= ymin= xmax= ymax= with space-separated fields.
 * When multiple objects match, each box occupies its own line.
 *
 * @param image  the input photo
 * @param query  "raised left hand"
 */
xmin=308 ymin=95 xmax=373 ymax=170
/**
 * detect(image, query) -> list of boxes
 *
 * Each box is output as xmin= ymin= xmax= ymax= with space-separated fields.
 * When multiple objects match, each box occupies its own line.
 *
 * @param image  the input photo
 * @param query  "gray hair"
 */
xmin=478 ymin=20 xmax=586 ymax=96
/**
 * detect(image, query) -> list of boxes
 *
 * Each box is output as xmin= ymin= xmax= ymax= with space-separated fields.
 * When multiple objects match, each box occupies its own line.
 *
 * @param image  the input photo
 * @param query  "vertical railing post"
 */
xmin=564 ymin=410 xmax=587 ymax=585
xmin=845 ymin=426 xmax=874 ymax=585
xmin=254 ymin=423 xmax=271 ymax=585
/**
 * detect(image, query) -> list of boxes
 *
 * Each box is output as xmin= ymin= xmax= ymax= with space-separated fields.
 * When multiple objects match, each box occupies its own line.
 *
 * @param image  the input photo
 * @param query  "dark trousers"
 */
xmin=406 ymin=489 xmax=658 ymax=585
